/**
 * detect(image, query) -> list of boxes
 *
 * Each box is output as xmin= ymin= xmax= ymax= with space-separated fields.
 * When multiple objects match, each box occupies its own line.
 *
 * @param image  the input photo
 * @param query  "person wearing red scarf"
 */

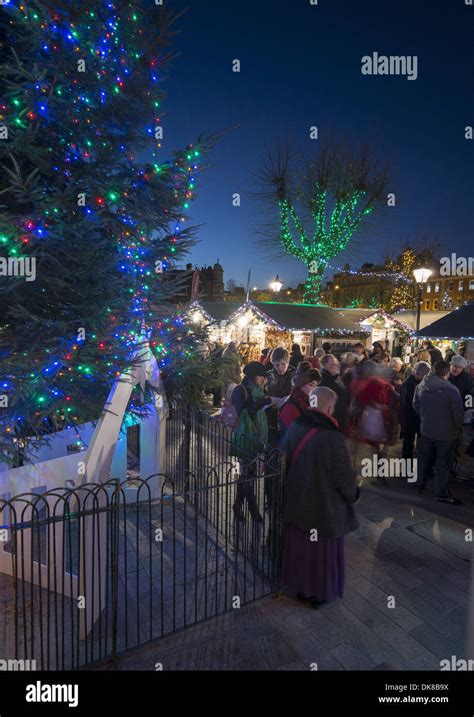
xmin=279 ymin=361 xmax=321 ymax=439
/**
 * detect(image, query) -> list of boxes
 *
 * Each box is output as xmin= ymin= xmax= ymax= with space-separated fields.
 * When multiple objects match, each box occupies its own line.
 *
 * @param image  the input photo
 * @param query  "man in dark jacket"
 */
xmin=399 ymin=361 xmax=431 ymax=459
xmin=449 ymin=355 xmax=473 ymax=406
xmin=281 ymin=386 xmax=359 ymax=607
xmin=413 ymin=360 xmax=464 ymax=503
xmin=265 ymin=347 xmax=294 ymax=446
xmin=319 ymin=353 xmax=348 ymax=432
xmin=422 ymin=340 xmax=443 ymax=365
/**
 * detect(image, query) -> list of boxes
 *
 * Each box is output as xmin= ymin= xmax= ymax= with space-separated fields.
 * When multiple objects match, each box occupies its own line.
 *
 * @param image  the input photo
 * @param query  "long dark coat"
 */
xmin=281 ymin=409 xmax=359 ymax=538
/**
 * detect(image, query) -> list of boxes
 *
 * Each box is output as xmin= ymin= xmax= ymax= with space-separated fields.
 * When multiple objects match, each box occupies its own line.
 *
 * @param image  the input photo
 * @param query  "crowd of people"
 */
xmin=214 ymin=338 xmax=473 ymax=609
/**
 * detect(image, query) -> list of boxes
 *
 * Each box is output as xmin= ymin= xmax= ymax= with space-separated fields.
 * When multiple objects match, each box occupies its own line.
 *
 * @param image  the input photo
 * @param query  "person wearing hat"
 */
xmin=279 ymin=361 xmax=321 ymax=438
xmin=230 ymin=362 xmax=275 ymax=522
xmin=449 ymin=354 xmax=473 ymax=405
xmin=368 ymin=341 xmax=385 ymax=361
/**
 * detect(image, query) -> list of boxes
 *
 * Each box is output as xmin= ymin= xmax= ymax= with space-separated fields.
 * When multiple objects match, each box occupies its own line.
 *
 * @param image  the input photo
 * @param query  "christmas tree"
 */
xmin=258 ymin=141 xmax=389 ymax=304
xmin=440 ymin=289 xmax=453 ymax=311
xmin=0 ymin=1 xmax=215 ymax=466
xmin=387 ymin=248 xmax=417 ymax=311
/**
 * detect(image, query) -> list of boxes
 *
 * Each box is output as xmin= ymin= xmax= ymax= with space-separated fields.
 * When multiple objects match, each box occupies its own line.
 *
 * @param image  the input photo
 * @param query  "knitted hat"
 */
xmin=243 ymin=361 xmax=268 ymax=379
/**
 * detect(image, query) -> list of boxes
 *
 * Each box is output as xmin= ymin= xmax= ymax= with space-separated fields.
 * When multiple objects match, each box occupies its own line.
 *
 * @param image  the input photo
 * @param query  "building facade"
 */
xmin=324 ymin=249 xmax=443 ymax=310
xmin=324 ymin=261 xmax=398 ymax=308
xmin=169 ymin=261 xmax=225 ymax=303
xmin=422 ymin=272 xmax=474 ymax=310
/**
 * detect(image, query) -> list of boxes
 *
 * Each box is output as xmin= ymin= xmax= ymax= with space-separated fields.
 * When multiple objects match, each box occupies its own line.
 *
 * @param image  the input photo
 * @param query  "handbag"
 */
xmin=358 ymin=406 xmax=387 ymax=443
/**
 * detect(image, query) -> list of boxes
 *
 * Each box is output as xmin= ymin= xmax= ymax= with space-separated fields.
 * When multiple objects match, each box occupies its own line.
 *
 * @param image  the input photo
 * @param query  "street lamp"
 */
xmin=413 ymin=268 xmax=432 ymax=332
xmin=270 ymin=274 xmax=282 ymax=294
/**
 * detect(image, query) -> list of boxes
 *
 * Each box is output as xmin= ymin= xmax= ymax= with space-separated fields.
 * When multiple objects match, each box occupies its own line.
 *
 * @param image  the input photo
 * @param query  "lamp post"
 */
xmin=270 ymin=274 xmax=282 ymax=294
xmin=413 ymin=268 xmax=432 ymax=333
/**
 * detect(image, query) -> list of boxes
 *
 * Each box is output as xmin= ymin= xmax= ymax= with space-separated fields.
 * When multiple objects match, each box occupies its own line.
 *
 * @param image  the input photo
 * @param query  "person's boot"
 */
xmin=436 ymin=493 xmax=463 ymax=505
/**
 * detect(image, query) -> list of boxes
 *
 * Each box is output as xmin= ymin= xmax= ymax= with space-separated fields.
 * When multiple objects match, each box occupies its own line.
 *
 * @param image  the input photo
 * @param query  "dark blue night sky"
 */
xmin=160 ymin=0 xmax=473 ymax=289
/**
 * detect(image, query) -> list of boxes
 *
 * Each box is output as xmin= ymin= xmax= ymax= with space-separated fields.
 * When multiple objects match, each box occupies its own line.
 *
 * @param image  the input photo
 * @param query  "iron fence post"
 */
xmin=110 ymin=479 xmax=120 ymax=667
xmin=274 ymin=450 xmax=286 ymax=597
xmin=185 ymin=404 xmax=191 ymax=477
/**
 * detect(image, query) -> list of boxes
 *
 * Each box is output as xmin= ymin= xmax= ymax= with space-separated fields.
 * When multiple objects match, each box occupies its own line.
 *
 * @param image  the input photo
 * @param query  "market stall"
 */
xmin=190 ymin=300 xmax=369 ymax=361
xmin=393 ymin=308 xmax=451 ymax=361
xmin=415 ymin=301 xmax=474 ymax=365
xmin=337 ymin=308 xmax=412 ymax=356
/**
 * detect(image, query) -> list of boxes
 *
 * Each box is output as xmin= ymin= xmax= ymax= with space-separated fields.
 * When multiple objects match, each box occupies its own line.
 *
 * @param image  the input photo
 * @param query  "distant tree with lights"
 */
xmin=257 ymin=140 xmax=389 ymax=304
xmin=440 ymin=290 xmax=453 ymax=311
xmin=0 ymin=0 xmax=216 ymax=465
xmin=386 ymin=248 xmax=417 ymax=311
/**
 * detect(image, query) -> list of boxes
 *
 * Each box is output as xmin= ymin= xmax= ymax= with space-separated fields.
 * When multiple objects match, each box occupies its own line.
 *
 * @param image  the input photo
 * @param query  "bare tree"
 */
xmin=256 ymin=138 xmax=389 ymax=304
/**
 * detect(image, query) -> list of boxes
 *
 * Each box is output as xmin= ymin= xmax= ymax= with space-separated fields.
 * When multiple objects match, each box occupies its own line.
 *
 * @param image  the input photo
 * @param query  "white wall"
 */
xmin=0 ymin=406 xmax=165 ymax=500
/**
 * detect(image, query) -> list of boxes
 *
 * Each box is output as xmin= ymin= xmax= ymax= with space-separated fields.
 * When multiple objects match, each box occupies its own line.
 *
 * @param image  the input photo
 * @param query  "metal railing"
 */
xmin=0 ymin=405 xmax=284 ymax=669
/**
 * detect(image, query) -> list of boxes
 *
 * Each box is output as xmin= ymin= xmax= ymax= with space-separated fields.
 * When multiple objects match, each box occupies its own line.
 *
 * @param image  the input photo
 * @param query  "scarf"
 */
xmin=246 ymin=381 xmax=269 ymax=444
xmin=289 ymin=386 xmax=309 ymax=416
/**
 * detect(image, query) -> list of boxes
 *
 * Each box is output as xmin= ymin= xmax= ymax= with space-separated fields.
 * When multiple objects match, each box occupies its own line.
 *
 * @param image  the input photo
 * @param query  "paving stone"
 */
xmin=343 ymin=587 xmax=397 ymax=630
xmin=371 ymin=622 xmax=428 ymax=661
xmin=409 ymin=624 xmax=467 ymax=661
xmin=324 ymin=603 xmax=411 ymax=667
xmin=377 ymin=559 xmax=424 ymax=589
xmin=246 ymin=632 xmax=301 ymax=669
xmin=410 ymin=567 xmax=469 ymax=608
xmin=411 ymin=582 xmax=458 ymax=614
xmin=289 ymin=633 xmax=344 ymax=671
xmin=346 ymin=555 xmax=399 ymax=586
xmin=388 ymin=593 xmax=466 ymax=638
xmin=407 ymin=649 xmax=442 ymax=671
xmin=329 ymin=641 xmax=376 ymax=670
xmin=351 ymin=576 xmax=424 ymax=632
xmin=293 ymin=606 xmax=348 ymax=649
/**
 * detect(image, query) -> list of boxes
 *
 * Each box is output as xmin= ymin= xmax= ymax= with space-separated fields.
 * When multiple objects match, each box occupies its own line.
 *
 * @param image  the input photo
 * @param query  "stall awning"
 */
xmin=231 ymin=302 xmax=368 ymax=336
xmin=192 ymin=301 xmax=241 ymax=323
xmin=393 ymin=309 xmax=450 ymax=331
xmin=415 ymin=302 xmax=474 ymax=340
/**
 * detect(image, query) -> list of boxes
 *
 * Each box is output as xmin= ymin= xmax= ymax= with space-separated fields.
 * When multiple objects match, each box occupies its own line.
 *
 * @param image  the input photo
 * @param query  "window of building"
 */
xmin=448 ymin=281 xmax=454 ymax=291
xmin=433 ymin=299 xmax=438 ymax=309
xmin=458 ymin=280 xmax=464 ymax=291
xmin=426 ymin=283 xmax=431 ymax=293
xmin=425 ymin=300 xmax=430 ymax=310
xmin=434 ymin=282 xmax=440 ymax=293
xmin=469 ymin=279 xmax=474 ymax=290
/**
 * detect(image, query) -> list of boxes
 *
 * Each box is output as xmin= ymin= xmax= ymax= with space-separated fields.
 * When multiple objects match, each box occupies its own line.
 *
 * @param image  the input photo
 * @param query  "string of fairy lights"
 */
xmin=1 ymin=1 xmax=202 ymax=437
xmin=278 ymin=191 xmax=373 ymax=304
